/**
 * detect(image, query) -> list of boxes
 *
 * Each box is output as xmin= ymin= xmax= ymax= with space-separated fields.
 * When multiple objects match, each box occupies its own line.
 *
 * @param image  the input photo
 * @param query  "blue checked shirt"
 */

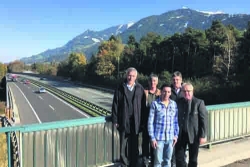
xmin=148 ymin=98 xmax=179 ymax=141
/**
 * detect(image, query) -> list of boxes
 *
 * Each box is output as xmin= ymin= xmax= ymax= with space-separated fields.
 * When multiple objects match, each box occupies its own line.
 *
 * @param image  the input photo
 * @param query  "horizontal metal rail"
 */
xmin=20 ymin=77 xmax=111 ymax=117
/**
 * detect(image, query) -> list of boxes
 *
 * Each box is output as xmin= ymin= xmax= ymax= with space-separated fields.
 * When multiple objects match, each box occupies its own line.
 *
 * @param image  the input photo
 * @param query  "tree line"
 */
xmin=0 ymin=63 xmax=7 ymax=79
xmin=7 ymin=20 xmax=250 ymax=105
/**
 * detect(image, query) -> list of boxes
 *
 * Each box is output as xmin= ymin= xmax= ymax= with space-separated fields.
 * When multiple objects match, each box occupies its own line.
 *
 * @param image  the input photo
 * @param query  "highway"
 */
xmin=9 ymin=79 xmax=89 ymax=125
xmin=17 ymin=74 xmax=114 ymax=111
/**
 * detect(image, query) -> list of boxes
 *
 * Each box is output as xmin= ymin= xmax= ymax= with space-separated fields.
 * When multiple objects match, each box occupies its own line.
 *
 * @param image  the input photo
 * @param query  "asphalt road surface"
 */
xmin=9 ymin=80 xmax=89 ymax=125
xmin=18 ymin=74 xmax=114 ymax=111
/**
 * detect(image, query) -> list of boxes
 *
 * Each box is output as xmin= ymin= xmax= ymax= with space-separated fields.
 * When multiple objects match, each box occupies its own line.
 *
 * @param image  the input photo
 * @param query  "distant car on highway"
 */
xmin=24 ymin=80 xmax=30 ymax=84
xmin=38 ymin=87 xmax=46 ymax=93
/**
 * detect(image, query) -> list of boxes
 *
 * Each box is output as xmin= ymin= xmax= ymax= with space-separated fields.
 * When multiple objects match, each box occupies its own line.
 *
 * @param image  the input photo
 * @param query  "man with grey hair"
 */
xmin=142 ymin=74 xmax=161 ymax=166
xmin=170 ymin=71 xmax=184 ymax=167
xmin=112 ymin=67 xmax=146 ymax=167
xmin=175 ymin=82 xmax=208 ymax=167
xmin=170 ymin=71 xmax=184 ymax=101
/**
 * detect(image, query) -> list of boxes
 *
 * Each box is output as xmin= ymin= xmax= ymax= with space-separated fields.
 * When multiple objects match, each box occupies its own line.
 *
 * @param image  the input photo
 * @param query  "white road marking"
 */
xmin=46 ymin=91 xmax=90 ymax=118
xmin=38 ymin=96 xmax=43 ymax=100
xmin=13 ymin=83 xmax=42 ymax=123
xmin=49 ymin=105 xmax=55 ymax=111
xmin=24 ymin=81 xmax=90 ymax=118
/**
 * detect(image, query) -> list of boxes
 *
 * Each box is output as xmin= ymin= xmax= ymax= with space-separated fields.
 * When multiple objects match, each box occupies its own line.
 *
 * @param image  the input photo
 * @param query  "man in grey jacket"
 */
xmin=175 ymin=83 xmax=208 ymax=167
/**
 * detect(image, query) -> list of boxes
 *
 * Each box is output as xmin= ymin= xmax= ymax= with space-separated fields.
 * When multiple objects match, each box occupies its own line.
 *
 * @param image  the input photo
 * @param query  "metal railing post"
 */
xmin=7 ymin=132 xmax=12 ymax=167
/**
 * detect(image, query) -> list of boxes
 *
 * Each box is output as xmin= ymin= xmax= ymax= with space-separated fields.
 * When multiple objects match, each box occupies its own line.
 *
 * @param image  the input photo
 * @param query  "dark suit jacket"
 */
xmin=112 ymin=81 xmax=146 ymax=134
xmin=177 ymin=96 xmax=208 ymax=144
xmin=170 ymin=84 xmax=184 ymax=102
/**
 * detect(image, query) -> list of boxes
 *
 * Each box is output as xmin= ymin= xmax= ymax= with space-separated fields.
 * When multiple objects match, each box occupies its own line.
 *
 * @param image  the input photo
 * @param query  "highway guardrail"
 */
xmin=20 ymin=77 xmax=111 ymax=117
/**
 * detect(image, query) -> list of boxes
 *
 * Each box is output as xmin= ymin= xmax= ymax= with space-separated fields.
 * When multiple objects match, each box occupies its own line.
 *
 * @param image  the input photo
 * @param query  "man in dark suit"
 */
xmin=170 ymin=71 xmax=184 ymax=102
xmin=175 ymin=82 xmax=208 ymax=167
xmin=170 ymin=71 xmax=184 ymax=167
xmin=112 ymin=67 xmax=146 ymax=167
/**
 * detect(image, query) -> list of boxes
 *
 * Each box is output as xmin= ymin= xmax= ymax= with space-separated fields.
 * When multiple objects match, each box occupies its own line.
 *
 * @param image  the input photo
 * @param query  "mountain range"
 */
xmin=20 ymin=7 xmax=250 ymax=64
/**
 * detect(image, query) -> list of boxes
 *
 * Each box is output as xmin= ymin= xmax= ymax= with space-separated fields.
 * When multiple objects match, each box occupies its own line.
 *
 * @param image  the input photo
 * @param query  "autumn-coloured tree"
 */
xmin=8 ymin=60 xmax=25 ymax=72
xmin=95 ymin=56 xmax=115 ymax=77
xmin=67 ymin=52 xmax=87 ymax=80
xmin=0 ymin=62 xmax=6 ymax=79
xmin=96 ymin=36 xmax=124 ymax=77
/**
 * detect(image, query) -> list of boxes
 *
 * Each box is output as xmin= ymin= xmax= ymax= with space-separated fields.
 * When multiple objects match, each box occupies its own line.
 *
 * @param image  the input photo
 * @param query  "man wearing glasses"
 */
xmin=175 ymin=83 xmax=208 ymax=167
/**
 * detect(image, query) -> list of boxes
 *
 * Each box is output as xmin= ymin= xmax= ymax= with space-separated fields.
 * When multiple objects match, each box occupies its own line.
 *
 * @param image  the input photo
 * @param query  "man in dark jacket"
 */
xmin=170 ymin=71 xmax=184 ymax=102
xmin=170 ymin=71 xmax=184 ymax=167
xmin=112 ymin=67 xmax=146 ymax=167
xmin=175 ymin=83 xmax=208 ymax=167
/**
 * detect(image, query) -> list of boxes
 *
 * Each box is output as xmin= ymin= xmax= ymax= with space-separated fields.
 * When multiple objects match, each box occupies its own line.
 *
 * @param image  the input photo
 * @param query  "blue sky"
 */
xmin=0 ymin=0 xmax=249 ymax=63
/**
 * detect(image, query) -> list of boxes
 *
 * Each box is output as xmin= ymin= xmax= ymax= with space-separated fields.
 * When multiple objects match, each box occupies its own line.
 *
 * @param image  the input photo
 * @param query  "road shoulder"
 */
xmin=9 ymin=86 xmax=21 ymax=125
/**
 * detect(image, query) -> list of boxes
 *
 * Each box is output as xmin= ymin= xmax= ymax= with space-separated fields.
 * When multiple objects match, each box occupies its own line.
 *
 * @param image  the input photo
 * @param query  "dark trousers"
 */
xmin=175 ymin=132 xmax=200 ymax=167
xmin=171 ymin=146 xmax=176 ymax=167
xmin=119 ymin=131 xmax=139 ymax=167
xmin=142 ymin=128 xmax=154 ymax=165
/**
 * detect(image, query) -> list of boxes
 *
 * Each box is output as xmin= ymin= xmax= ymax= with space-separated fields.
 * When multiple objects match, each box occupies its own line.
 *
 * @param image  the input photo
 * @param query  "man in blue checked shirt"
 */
xmin=148 ymin=83 xmax=179 ymax=167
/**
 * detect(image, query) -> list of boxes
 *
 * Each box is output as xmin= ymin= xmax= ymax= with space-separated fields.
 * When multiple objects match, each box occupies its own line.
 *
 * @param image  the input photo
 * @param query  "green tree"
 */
xmin=206 ymin=20 xmax=228 ymax=76
xmin=182 ymin=28 xmax=210 ymax=77
xmin=121 ymin=35 xmax=140 ymax=72
xmin=139 ymin=32 xmax=163 ymax=74
xmin=57 ymin=60 xmax=70 ymax=77
xmin=238 ymin=21 xmax=250 ymax=72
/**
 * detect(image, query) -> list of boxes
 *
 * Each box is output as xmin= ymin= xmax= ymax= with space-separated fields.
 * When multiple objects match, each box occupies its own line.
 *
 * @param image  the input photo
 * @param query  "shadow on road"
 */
xmin=222 ymin=158 xmax=250 ymax=167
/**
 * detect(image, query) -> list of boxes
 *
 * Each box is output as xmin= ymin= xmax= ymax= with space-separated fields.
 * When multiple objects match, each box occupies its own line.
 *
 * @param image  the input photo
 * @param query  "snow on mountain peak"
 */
xmin=182 ymin=6 xmax=189 ymax=9
xmin=92 ymin=38 xmax=100 ymax=43
xmin=197 ymin=10 xmax=224 ymax=15
xmin=127 ymin=22 xmax=134 ymax=28
xmin=117 ymin=24 xmax=123 ymax=30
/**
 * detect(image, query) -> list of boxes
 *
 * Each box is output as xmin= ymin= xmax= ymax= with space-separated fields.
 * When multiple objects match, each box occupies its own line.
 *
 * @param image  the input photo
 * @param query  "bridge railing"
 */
xmin=0 ymin=101 xmax=250 ymax=167
xmin=206 ymin=101 xmax=250 ymax=147
xmin=0 ymin=116 xmax=120 ymax=167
